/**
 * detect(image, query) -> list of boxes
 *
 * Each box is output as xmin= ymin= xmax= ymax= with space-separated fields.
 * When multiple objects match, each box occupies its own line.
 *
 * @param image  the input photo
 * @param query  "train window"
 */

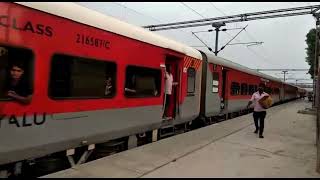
xmin=259 ymin=83 xmax=265 ymax=88
xmin=125 ymin=66 xmax=161 ymax=98
xmin=241 ymin=83 xmax=248 ymax=95
xmin=49 ymin=54 xmax=116 ymax=99
xmin=273 ymin=88 xmax=280 ymax=94
xmin=187 ymin=68 xmax=196 ymax=94
xmin=0 ymin=45 xmax=34 ymax=100
xmin=248 ymin=85 xmax=255 ymax=95
xmin=254 ymin=85 xmax=258 ymax=92
xmin=212 ymin=72 xmax=219 ymax=93
xmin=231 ymin=82 xmax=240 ymax=96
xmin=265 ymin=87 xmax=272 ymax=94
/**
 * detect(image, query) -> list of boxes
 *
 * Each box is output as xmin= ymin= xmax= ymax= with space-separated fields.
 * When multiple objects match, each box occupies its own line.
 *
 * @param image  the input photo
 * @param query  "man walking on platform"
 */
xmin=247 ymin=84 xmax=270 ymax=138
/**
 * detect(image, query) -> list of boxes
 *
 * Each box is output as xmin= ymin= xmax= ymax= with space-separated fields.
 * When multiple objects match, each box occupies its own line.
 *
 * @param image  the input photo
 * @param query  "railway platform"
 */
xmin=43 ymin=99 xmax=319 ymax=178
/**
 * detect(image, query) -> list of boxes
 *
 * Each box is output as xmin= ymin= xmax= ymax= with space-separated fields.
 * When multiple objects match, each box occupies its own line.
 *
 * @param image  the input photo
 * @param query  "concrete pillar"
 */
xmin=128 ymin=135 xmax=138 ymax=149
xmin=152 ymin=129 xmax=158 ymax=142
xmin=315 ymin=15 xmax=320 ymax=173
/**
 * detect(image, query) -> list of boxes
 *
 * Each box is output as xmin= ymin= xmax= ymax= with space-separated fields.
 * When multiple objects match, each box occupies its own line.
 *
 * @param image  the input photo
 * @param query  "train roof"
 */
xmin=206 ymin=53 xmax=308 ymax=89
xmin=15 ymin=2 xmax=202 ymax=60
xmin=205 ymin=53 xmax=284 ymax=83
xmin=13 ymin=2 xmax=305 ymax=90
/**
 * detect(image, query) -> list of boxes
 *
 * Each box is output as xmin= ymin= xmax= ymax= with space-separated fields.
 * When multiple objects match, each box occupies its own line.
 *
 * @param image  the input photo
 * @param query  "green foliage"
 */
xmin=305 ymin=28 xmax=317 ymax=79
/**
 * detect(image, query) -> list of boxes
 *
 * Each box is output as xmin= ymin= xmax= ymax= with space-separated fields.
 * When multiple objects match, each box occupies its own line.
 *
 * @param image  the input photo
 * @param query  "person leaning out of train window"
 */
xmin=246 ymin=84 xmax=269 ymax=139
xmin=125 ymin=75 xmax=137 ymax=95
xmin=4 ymin=62 xmax=32 ymax=104
xmin=105 ymin=77 xmax=113 ymax=96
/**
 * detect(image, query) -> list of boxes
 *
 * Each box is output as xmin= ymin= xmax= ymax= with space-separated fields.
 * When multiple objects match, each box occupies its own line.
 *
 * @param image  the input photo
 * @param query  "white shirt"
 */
xmin=250 ymin=91 xmax=269 ymax=112
xmin=165 ymin=72 xmax=173 ymax=95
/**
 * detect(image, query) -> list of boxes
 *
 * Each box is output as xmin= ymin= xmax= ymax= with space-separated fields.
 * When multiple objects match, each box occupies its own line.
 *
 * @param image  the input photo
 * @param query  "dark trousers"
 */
xmin=253 ymin=111 xmax=266 ymax=135
xmin=163 ymin=94 xmax=171 ymax=117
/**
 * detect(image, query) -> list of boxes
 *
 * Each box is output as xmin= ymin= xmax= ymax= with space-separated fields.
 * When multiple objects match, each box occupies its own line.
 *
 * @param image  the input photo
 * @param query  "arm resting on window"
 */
xmin=125 ymin=88 xmax=136 ymax=93
xmin=7 ymin=91 xmax=32 ymax=104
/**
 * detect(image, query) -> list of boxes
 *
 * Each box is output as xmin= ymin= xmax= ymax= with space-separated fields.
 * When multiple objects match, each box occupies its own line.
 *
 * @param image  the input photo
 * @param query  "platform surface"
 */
xmin=43 ymin=99 xmax=320 ymax=178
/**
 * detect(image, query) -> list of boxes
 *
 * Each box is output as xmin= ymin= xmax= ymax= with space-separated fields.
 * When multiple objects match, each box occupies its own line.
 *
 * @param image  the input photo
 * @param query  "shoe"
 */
xmin=163 ymin=116 xmax=172 ymax=120
xmin=259 ymin=135 xmax=264 ymax=138
xmin=254 ymin=130 xmax=258 ymax=134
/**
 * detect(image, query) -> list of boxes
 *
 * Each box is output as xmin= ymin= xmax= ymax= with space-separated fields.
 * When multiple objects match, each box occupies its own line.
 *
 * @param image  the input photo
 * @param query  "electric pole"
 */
xmin=214 ymin=27 xmax=219 ymax=56
xmin=213 ymin=24 xmax=248 ymax=56
xmin=192 ymin=26 xmax=254 ymax=56
xmin=281 ymin=70 xmax=288 ymax=82
xmin=212 ymin=22 xmax=226 ymax=56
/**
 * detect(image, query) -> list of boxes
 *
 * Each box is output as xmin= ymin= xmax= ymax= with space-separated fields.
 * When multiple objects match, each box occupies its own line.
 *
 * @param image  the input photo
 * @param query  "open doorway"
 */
xmin=163 ymin=55 xmax=180 ymax=120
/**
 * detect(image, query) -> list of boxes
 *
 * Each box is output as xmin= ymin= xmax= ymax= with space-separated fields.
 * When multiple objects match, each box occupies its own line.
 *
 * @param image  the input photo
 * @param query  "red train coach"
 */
xmin=199 ymin=52 xmax=285 ymax=122
xmin=0 ymin=2 xmax=304 ymax=177
xmin=0 ymin=2 xmax=202 ymax=176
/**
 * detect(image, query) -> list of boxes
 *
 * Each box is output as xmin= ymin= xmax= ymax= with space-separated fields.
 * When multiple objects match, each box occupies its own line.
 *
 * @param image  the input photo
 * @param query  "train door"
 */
xmin=206 ymin=63 xmax=222 ymax=116
xmin=221 ymin=67 xmax=228 ymax=111
xmin=163 ymin=56 xmax=180 ymax=119
xmin=280 ymin=84 xmax=285 ymax=101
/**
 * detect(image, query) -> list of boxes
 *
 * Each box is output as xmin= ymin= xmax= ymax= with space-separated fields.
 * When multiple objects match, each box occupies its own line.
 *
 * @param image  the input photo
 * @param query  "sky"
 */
xmin=77 ymin=2 xmax=319 ymax=85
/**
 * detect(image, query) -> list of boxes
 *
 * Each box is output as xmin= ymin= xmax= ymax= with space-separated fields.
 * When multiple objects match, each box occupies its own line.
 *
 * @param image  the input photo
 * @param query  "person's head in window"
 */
xmin=105 ymin=77 xmax=112 ymax=96
xmin=106 ymin=77 xmax=112 ymax=86
xmin=5 ymin=61 xmax=32 ymax=104
xmin=9 ymin=62 xmax=25 ymax=82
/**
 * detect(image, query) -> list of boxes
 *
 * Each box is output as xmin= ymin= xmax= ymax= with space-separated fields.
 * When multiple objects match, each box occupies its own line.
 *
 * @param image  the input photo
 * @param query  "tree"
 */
xmin=305 ymin=28 xmax=317 ymax=79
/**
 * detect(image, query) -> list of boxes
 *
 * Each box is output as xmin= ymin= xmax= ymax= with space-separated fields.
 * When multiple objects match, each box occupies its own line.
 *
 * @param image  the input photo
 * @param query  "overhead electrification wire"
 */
xmin=181 ymin=2 xmax=249 ymax=55
xmin=181 ymin=2 xmax=279 ymax=68
xmin=113 ymin=2 xmax=164 ymax=24
xmin=111 ymin=2 xmax=198 ymax=44
xmin=217 ymin=25 xmax=248 ymax=53
xmin=181 ymin=2 xmax=276 ymax=71
xmin=180 ymin=2 xmax=217 ymax=52
xmin=180 ymin=2 xmax=206 ymax=18
xmin=209 ymin=2 xmax=228 ymax=16
xmin=191 ymin=32 xmax=213 ymax=51
xmin=207 ymin=2 xmax=282 ymax=68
